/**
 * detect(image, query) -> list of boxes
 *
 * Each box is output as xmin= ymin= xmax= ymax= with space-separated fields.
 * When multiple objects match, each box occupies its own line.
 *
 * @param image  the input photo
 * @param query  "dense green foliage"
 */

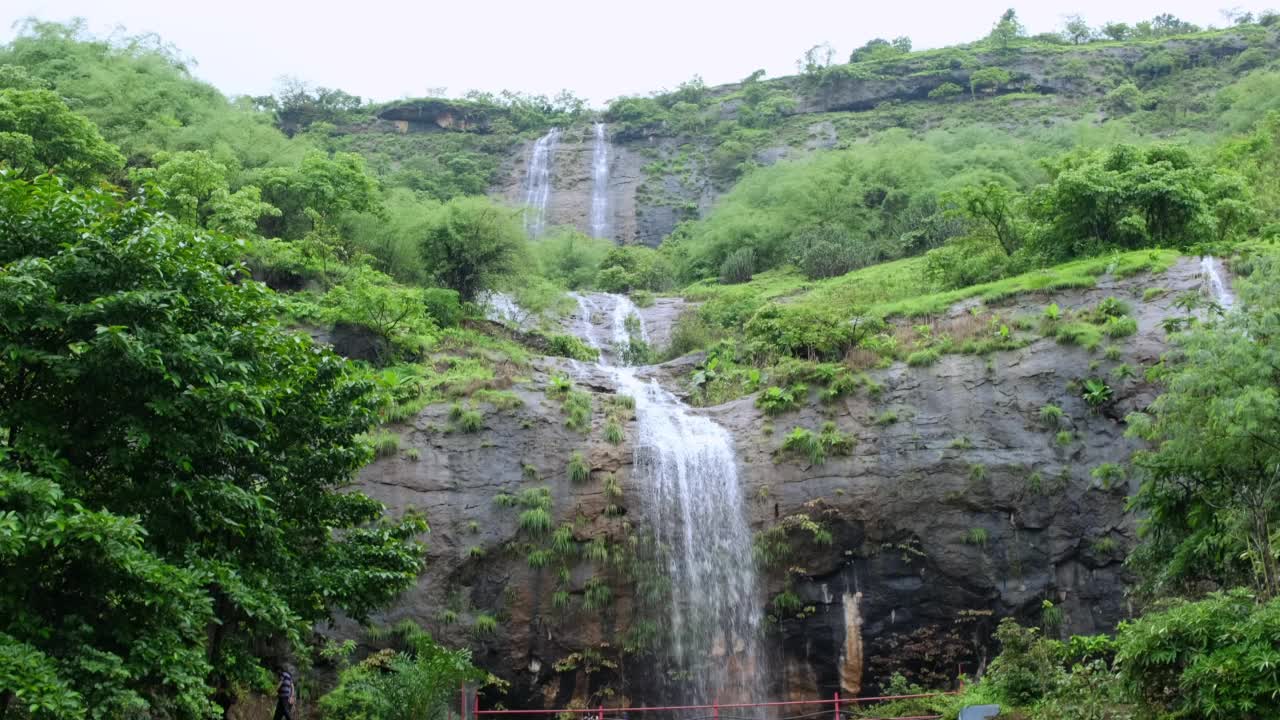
xmin=0 ymin=176 xmax=426 ymax=716
xmin=1126 ymin=255 xmax=1280 ymax=599
xmin=319 ymin=624 xmax=486 ymax=720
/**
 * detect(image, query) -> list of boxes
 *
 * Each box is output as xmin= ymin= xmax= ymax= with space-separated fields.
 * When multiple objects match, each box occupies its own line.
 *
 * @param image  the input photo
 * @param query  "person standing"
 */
xmin=273 ymin=668 xmax=295 ymax=720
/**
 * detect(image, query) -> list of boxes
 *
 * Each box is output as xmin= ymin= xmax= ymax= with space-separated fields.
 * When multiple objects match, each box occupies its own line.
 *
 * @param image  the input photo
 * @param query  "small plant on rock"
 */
xmin=604 ymin=419 xmax=624 ymax=444
xmin=1038 ymin=404 xmax=1064 ymax=427
xmin=965 ymin=527 xmax=990 ymax=547
xmin=473 ymin=614 xmax=498 ymax=636
xmin=567 ymin=451 xmax=590 ymax=483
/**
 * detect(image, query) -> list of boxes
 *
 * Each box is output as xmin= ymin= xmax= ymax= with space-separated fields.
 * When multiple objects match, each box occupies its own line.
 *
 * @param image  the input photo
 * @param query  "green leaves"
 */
xmin=0 ymin=175 xmax=425 ymax=714
xmin=1116 ymin=589 xmax=1280 ymax=718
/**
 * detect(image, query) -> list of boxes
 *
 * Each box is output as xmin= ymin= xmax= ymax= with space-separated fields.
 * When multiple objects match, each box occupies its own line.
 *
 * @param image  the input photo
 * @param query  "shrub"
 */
xmin=368 ymin=430 xmax=402 ymax=458
xmin=1054 ymin=322 xmax=1102 ymax=350
xmin=1081 ymin=378 xmax=1113 ymax=407
xmin=928 ymin=82 xmax=964 ymax=100
xmin=874 ymin=410 xmax=899 ymax=426
xmin=1090 ymin=462 xmax=1126 ymax=489
xmin=756 ymin=385 xmax=803 ymax=415
xmin=964 ymin=527 xmax=989 ymax=546
xmin=1055 ymin=430 xmax=1074 ymax=446
xmin=422 ymin=287 xmax=464 ymax=328
xmin=567 ymin=452 xmax=590 ymax=483
xmin=1038 ymin=404 xmax=1064 ymax=427
xmin=458 ymin=409 xmax=483 ymax=433
xmin=541 ymin=333 xmax=599 ymax=362
xmin=1103 ymin=81 xmax=1144 ymax=114
xmin=985 ymin=618 xmax=1059 ymax=705
xmin=745 ymin=305 xmax=879 ymax=361
xmin=1116 ymin=590 xmax=1280 ymax=719
xmin=780 ymin=422 xmax=854 ymax=465
xmin=720 ymin=247 xmax=756 ymax=284
xmin=630 ymin=289 xmax=655 ymax=308
xmin=906 ymin=347 xmax=940 ymax=367
xmin=1103 ymin=315 xmax=1138 ymax=338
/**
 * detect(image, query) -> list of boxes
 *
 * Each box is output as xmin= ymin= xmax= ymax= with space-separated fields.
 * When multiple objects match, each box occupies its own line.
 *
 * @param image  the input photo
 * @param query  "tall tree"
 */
xmin=0 ymin=175 xmax=425 ymax=717
xmin=418 ymin=196 xmax=526 ymax=301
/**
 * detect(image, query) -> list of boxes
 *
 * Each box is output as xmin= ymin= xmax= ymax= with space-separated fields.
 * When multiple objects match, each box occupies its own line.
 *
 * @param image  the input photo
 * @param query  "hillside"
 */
xmin=3 ymin=10 xmax=1280 ymax=720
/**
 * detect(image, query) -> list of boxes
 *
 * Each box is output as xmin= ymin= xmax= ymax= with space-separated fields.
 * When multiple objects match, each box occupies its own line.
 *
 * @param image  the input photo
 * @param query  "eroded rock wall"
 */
xmin=347 ymin=258 xmax=1209 ymax=704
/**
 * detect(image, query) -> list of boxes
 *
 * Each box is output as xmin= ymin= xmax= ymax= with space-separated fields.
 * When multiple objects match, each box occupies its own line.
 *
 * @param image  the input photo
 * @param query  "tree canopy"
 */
xmin=0 ymin=174 xmax=425 ymax=716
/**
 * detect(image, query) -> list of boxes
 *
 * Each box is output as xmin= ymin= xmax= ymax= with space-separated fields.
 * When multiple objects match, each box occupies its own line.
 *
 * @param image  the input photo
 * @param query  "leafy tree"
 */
xmin=418 ymin=196 xmax=526 ymax=301
xmin=1027 ymin=144 xmax=1250 ymax=261
xmin=849 ymin=37 xmax=911 ymax=63
xmin=797 ymin=43 xmax=837 ymax=77
xmin=1126 ymin=261 xmax=1280 ymax=598
xmin=0 ymin=175 xmax=426 ymax=716
xmin=988 ymin=9 xmax=1025 ymax=51
xmin=1100 ymin=21 xmax=1131 ymax=40
xmin=256 ymin=151 xmax=381 ymax=239
xmin=943 ymin=180 xmax=1023 ymax=254
xmin=130 ymin=150 xmax=280 ymax=234
xmin=1062 ymin=15 xmax=1093 ymax=44
xmin=969 ymin=67 xmax=1012 ymax=98
xmin=270 ymin=77 xmax=364 ymax=136
xmin=0 ymin=86 xmax=124 ymax=183
xmin=928 ymin=82 xmax=964 ymax=100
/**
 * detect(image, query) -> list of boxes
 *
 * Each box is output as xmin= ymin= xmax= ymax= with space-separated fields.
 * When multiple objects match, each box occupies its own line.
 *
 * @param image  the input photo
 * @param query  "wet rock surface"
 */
xmin=347 ymin=258 xmax=1216 ymax=704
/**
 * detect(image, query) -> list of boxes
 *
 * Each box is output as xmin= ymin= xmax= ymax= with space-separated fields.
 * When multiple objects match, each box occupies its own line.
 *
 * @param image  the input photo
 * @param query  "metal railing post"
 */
xmin=833 ymin=691 xmax=840 ymax=720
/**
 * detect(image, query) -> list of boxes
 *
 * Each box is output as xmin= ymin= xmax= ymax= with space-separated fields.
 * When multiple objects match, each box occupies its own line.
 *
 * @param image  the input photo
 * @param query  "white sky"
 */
xmin=2 ymin=1 xmax=1274 ymax=106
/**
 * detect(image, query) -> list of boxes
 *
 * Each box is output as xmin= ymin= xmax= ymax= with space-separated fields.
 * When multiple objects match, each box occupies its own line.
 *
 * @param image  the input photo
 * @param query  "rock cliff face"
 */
xmin=348 ymin=258 xmax=1215 ymax=706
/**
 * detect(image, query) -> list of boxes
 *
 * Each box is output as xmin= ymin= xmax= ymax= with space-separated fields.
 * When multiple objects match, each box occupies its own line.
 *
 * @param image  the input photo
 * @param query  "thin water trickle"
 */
xmin=1200 ymin=256 xmax=1235 ymax=311
xmin=590 ymin=122 xmax=611 ymax=240
xmin=565 ymin=292 xmax=766 ymax=705
xmin=523 ymin=128 xmax=560 ymax=238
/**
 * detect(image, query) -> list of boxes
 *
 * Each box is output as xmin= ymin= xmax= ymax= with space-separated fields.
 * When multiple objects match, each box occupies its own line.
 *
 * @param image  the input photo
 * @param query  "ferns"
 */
xmin=756 ymin=384 xmax=804 ymax=415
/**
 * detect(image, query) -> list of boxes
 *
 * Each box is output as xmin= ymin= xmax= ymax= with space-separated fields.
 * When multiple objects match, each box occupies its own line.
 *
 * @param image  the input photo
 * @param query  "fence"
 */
xmin=459 ymin=688 xmax=963 ymax=720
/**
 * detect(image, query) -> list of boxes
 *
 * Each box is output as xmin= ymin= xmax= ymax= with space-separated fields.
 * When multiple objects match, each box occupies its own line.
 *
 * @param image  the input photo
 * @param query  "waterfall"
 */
xmin=1200 ymin=256 xmax=1235 ymax=311
xmin=565 ymin=293 xmax=765 ymax=705
xmin=523 ymin=128 xmax=561 ymax=238
xmin=590 ymin=123 xmax=611 ymax=239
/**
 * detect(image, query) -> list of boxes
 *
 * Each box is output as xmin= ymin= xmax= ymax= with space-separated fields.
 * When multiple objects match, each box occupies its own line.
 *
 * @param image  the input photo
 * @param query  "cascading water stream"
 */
xmin=1200 ymin=256 xmax=1235 ymax=311
xmin=523 ymin=128 xmax=561 ymax=238
xmin=589 ymin=122 xmax=611 ymax=239
xmin=565 ymin=293 xmax=766 ymax=706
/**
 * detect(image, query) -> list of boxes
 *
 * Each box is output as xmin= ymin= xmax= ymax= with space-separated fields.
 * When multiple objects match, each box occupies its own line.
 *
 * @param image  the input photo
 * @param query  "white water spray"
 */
xmin=1200 ymin=256 xmax=1235 ymax=311
xmin=523 ymin=128 xmax=560 ymax=238
xmin=590 ymin=122 xmax=611 ymax=239
xmin=565 ymin=293 xmax=765 ymax=705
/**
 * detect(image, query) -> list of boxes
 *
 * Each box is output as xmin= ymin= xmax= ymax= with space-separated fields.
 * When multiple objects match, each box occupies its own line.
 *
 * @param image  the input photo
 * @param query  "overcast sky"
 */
xmin=2 ymin=1 xmax=1274 ymax=106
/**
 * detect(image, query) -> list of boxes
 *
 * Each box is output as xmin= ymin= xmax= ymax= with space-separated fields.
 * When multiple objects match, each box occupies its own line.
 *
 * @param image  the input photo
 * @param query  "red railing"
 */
xmin=462 ymin=688 xmax=960 ymax=720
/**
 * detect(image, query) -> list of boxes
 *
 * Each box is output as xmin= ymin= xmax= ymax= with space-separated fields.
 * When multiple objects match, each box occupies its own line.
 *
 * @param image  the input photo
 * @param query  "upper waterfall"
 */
xmin=590 ymin=122 xmax=611 ymax=240
xmin=523 ymin=128 xmax=560 ymax=238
